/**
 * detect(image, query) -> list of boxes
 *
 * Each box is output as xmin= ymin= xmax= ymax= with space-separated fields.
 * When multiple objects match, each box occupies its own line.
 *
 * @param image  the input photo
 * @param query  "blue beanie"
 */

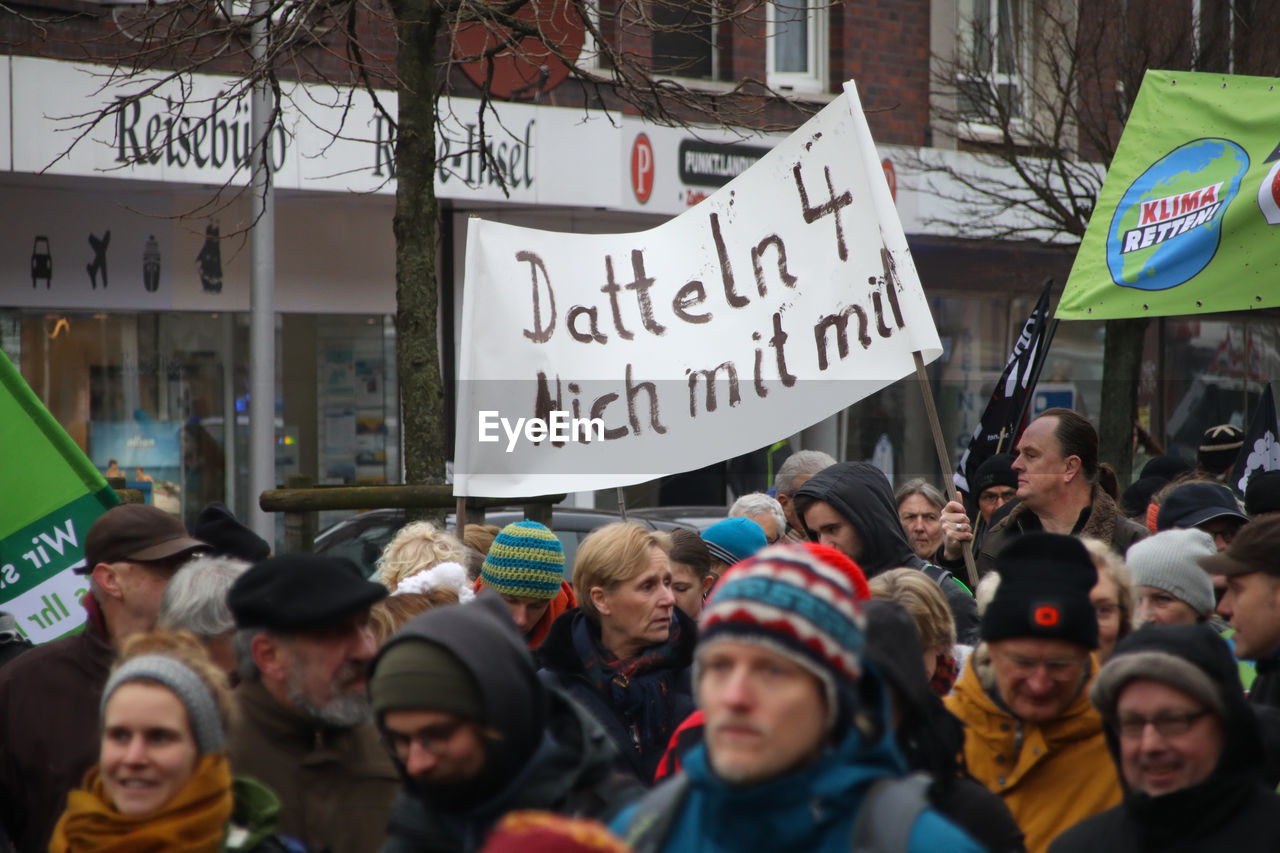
xmin=701 ymin=516 xmax=768 ymax=566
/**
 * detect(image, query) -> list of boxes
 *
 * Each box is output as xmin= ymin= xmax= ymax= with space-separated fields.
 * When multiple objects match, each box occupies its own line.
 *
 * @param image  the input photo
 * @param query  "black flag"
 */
xmin=1233 ymin=382 xmax=1280 ymax=494
xmin=954 ymin=281 xmax=1056 ymax=494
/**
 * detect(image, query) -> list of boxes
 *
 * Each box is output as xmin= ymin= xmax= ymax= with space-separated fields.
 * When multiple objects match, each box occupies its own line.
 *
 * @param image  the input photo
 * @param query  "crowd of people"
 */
xmin=4 ymin=408 xmax=1280 ymax=852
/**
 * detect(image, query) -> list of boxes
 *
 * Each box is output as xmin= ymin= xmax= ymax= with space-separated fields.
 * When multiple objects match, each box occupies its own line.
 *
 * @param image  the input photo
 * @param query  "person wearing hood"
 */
xmin=946 ymin=532 xmax=1122 ymax=853
xmin=793 ymin=461 xmax=980 ymax=644
xmin=369 ymin=591 xmax=642 ymax=853
xmin=1049 ymin=623 xmax=1280 ymax=852
xmin=611 ymin=545 xmax=983 ymax=853
xmin=864 ymin=598 xmax=1026 ymax=852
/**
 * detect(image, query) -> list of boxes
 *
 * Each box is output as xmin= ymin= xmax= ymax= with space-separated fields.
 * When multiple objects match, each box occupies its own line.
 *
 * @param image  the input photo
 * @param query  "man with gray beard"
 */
xmin=227 ymin=554 xmax=399 ymax=852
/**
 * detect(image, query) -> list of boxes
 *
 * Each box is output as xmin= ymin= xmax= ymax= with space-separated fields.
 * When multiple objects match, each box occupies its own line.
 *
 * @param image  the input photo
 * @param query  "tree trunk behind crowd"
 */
xmin=391 ymin=0 xmax=449 ymax=508
xmin=1099 ymin=317 xmax=1148 ymax=486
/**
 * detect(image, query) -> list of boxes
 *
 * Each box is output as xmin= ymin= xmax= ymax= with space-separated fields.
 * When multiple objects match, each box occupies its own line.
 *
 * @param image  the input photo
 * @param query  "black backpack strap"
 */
xmin=849 ymin=772 xmax=933 ymax=853
xmin=619 ymin=774 xmax=691 ymax=853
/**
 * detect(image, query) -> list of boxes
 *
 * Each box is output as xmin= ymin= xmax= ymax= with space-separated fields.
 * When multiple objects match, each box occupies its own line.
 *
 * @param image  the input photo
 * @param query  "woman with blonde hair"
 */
xmin=368 ymin=560 xmax=471 ymax=644
xmin=375 ymin=521 xmax=468 ymax=592
xmin=536 ymin=522 xmax=696 ymax=784
xmin=869 ymin=567 xmax=964 ymax=694
xmin=49 ymin=631 xmax=295 ymax=852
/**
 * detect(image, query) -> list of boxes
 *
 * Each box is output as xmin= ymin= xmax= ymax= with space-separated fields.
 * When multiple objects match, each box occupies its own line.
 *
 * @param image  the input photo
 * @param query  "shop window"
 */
xmin=956 ymin=0 xmax=1030 ymax=126
xmin=767 ymin=0 xmax=828 ymax=94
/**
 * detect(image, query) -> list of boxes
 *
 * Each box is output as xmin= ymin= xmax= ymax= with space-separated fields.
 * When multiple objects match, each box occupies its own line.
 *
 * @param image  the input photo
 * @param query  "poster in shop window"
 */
xmin=453 ymin=81 xmax=943 ymax=497
xmin=1059 ymin=69 xmax=1280 ymax=320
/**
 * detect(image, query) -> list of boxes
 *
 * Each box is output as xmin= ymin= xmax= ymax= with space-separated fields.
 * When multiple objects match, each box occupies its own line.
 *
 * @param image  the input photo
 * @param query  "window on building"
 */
xmin=767 ymin=0 xmax=828 ymax=93
xmin=957 ymin=0 xmax=1029 ymax=123
xmin=651 ymin=2 xmax=717 ymax=80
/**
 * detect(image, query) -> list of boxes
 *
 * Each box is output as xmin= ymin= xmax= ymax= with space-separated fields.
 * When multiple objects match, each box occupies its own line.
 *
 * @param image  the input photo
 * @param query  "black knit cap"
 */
xmin=1198 ymin=424 xmax=1244 ymax=475
xmin=228 ymin=553 xmax=387 ymax=631
xmin=982 ymin=532 xmax=1099 ymax=649
xmin=972 ymin=453 xmax=1018 ymax=494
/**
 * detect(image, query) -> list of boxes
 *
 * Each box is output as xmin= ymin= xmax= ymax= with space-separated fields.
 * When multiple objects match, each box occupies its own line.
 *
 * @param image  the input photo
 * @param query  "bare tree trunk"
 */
xmin=1099 ymin=317 xmax=1147 ymax=485
xmin=392 ymin=0 xmax=447 ymax=497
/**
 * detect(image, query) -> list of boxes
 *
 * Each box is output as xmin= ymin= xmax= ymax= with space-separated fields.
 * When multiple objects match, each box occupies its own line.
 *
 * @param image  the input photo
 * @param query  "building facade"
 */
xmin=2 ymin=0 xmax=1277 ymax=536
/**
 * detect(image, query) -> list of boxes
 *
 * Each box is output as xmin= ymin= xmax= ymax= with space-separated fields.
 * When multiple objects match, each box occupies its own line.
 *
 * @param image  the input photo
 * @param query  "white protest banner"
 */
xmin=453 ymin=81 xmax=942 ymax=497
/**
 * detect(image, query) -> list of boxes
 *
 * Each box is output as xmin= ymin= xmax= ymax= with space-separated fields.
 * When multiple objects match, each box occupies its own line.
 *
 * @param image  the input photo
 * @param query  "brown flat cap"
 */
xmin=79 ymin=504 xmax=208 ymax=574
xmin=1198 ymin=516 xmax=1280 ymax=577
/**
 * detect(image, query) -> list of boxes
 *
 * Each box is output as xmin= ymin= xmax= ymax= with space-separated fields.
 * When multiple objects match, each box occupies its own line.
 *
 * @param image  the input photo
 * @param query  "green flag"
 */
xmin=1059 ymin=69 xmax=1280 ymax=320
xmin=0 ymin=351 xmax=120 ymax=643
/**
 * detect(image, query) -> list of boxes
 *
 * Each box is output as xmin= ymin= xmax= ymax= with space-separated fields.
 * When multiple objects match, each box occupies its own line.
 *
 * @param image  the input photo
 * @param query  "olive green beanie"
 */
xmin=369 ymin=639 xmax=485 ymax=721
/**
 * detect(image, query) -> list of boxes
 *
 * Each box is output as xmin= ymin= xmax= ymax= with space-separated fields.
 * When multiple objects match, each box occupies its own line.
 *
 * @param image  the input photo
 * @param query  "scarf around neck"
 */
xmin=49 ymin=753 xmax=234 ymax=853
xmin=570 ymin=613 xmax=683 ymax=758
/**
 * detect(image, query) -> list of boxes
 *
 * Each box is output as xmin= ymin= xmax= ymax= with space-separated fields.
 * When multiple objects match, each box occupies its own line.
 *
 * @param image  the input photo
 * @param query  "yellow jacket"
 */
xmin=945 ymin=651 xmax=1122 ymax=853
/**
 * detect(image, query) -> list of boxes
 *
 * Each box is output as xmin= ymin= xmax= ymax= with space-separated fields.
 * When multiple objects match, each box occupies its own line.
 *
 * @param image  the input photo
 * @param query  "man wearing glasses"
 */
xmin=946 ymin=532 xmax=1122 ymax=853
xmin=1050 ymin=623 xmax=1280 ymax=852
xmin=368 ymin=591 xmax=640 ymax=851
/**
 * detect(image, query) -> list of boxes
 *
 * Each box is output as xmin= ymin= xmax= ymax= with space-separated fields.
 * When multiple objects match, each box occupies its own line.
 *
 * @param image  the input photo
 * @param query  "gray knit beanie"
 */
xmin=101 ymin=655 xmax=225 ymax=754
xmin=1126 ymin=528 xmax=1218 ymax=617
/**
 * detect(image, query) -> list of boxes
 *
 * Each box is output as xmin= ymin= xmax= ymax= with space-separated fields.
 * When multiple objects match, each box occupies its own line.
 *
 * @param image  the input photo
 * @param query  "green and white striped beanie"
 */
xmin=480 ymin=521 xmax=565 ymax=599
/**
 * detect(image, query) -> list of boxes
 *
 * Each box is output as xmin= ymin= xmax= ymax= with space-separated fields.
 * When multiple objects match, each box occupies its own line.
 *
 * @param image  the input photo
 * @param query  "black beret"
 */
xmin=228 ymin=554 xmax=387 ymax=631
xmin=191 ymin=502 xmax=271 ymax=562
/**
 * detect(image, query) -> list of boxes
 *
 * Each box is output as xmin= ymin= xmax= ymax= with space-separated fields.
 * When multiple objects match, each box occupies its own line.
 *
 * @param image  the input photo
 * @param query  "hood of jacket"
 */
xmin=1093 ymin=623 xmax=1269 ymax=845
xmin=793 ymin=461 xmax=922 ymax=576
xmin=862 ymin=599 xmax=963 ymax=786
xmin=371 ymin=590 xmax=547 ymax=802
xmin=382 ymin=686 xmax=640 ymax=852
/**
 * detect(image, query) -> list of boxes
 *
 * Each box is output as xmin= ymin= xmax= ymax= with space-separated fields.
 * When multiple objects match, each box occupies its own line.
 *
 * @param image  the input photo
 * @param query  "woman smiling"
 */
xmin=49 ymin=631 xmax=297 ymax=853
xmin=536 ymin=523 xmax=697 ymax=784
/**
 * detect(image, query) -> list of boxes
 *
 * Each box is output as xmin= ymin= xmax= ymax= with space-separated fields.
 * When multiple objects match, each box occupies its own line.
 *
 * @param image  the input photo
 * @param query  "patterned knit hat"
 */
xmin=697 ymin=543 xmax=866 ymax=728
xmin=480 ymin=521 xmax=565 ymax=600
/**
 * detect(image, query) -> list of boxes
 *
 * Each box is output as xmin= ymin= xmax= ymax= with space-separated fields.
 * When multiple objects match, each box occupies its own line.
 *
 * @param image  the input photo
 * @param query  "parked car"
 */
xmin=312 ymin=506 xmax=695 ymax=579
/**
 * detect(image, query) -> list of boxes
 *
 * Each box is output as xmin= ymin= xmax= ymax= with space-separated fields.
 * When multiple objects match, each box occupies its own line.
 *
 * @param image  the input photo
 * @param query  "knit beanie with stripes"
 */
xmin=696 ymin=543 xmax=867 ymax=730
xmin=480 ymin=521 xmax=565 ymax=600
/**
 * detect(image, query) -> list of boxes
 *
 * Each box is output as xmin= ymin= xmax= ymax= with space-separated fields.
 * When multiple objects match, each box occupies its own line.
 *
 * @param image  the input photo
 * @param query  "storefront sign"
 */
xmin=1061 ymin=69 xmax=1280 ymax=320
xmin=677 ymin=139 xmax=770 ymax=187
xmin=453 ymin=82 xmax=941 ymax=497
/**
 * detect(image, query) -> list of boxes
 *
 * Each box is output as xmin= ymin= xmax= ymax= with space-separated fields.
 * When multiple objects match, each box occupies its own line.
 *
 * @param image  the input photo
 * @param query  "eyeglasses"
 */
xmin=383 ymin=720 xmax=468 ymax=757
xmin=979 ymin=488 xmax=1018 ymax=505
xmin=995 ymin=651 xmax=1086 ymax=682
xmin=1117 ymin=710 xmax=1209 ymax=740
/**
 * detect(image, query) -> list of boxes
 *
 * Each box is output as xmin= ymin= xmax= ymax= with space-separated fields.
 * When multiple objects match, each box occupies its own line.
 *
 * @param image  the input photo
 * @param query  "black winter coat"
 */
xmin=373 ymin=592 xmax=644 ymax=853
xmin=1050 ymin=624 xmax=1280 ymax=853
xmin=380 ymin=689 xmax=643 ymax=853
xmin=536 ymin=608 xmax=697 ymax=785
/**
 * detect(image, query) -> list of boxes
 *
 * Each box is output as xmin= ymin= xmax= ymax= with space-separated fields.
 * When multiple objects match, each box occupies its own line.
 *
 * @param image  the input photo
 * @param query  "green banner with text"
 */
xmin=1059 ymin=69 xmax=1280 ymax=320
xmin=0 ymin=351 xmax=120 ymax=643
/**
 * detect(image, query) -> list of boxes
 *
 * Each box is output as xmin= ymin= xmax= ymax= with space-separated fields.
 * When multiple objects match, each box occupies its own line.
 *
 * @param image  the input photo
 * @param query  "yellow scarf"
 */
xmin=49 ymin=753 xmax=234 ymax=853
